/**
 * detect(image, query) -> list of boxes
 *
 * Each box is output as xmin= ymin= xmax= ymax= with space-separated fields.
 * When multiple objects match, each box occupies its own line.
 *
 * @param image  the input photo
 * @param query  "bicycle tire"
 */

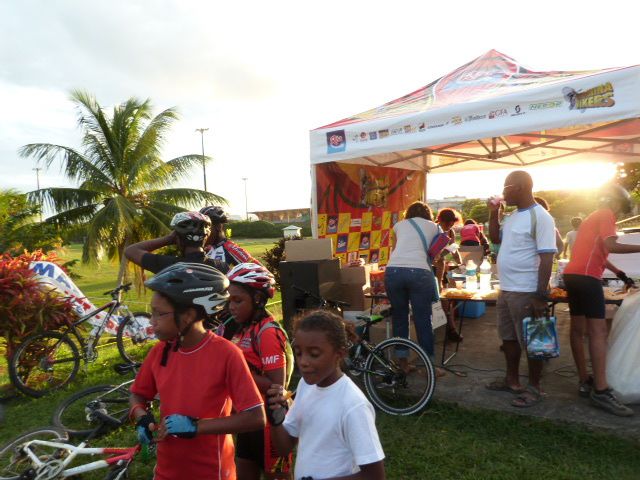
xmin=0 ymin=426 xmax=68 ymax=480
xmin=52 ymin=383 xmax=131 ymax=439
xmin=363 ymin=337 xmax=435 ymax=416
xmin=116 ymin=312 xmax=156 ymax=365
xmin=9 ymin=331 xmax=80 ymax=398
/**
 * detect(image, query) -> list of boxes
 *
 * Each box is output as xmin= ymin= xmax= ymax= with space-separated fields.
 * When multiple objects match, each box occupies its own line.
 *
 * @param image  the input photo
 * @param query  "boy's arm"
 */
xmin=196 ymin=406 xmax=265 ymax=435
xmin=125 ymin=232 xmax=176 ymax=266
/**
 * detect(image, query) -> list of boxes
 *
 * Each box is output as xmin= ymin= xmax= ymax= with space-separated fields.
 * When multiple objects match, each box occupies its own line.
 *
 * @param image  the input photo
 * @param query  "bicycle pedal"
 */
xmin=113 ymin=363 xmax=138 ymax=375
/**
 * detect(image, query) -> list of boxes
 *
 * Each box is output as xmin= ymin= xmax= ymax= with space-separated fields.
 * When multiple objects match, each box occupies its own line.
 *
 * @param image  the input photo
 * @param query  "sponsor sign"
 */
xmin=563 ymin=82 xmax=615 ymax=111
xmin=326 ymin=130 xmax=346 ymax=153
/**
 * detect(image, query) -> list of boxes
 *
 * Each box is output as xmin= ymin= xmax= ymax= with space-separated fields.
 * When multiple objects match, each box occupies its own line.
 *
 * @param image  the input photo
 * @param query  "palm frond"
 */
xmin=43 ymin=204 xmax=100 ymax=228
xmin=27 ymin=188 xmax=103 ymax=214
xmin=19 ymin=144 xmax=115 ymax=188
xmin=146 ymin=188 xmax=227 ymax=209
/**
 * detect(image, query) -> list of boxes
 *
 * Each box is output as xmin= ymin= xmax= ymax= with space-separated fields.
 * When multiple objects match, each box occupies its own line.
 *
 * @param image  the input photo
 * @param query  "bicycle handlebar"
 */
xmin=292 ymin=285 xmax=350 ymax=309
xmin=91 ymin=409 xmax=124 ymax=428
xmin=103 ymin=283 xmax=132 ymax=296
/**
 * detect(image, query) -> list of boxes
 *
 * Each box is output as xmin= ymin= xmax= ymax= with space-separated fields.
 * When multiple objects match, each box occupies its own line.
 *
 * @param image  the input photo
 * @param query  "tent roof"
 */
xmin=309 ymin=50 xmax=640 ymax=172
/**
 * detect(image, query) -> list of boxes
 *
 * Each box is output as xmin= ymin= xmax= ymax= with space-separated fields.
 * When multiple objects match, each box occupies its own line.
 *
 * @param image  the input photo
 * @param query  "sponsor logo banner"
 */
xmin=563 ymin=82 xmax=615 ymax=111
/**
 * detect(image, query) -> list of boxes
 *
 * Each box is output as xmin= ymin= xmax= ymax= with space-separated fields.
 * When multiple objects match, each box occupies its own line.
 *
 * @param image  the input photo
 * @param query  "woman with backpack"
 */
xmin=222 ymin=262 xmax=293 ymax=480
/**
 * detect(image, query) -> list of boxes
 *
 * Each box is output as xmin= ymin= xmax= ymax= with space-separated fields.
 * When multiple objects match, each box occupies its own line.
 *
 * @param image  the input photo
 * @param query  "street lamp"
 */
xmin=195 ymin=128 xmax=209 ymax=192
xmin=33 ymin=167 xmax=43 ymax=222
xmin=242 ymin=177 xmax=248 ymax=221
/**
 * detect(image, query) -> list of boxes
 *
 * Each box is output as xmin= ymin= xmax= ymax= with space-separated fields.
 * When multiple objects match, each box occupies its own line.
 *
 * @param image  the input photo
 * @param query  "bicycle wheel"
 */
xmin=53 ymin=383 xmax=131 ymax=439
xmin=0 ymin=427 xmax=68 ymax=480
xmin=116 ymin=312 xmax=156 ymax=364
xmin=363 ymin=337 xmax=435 ymax=415
xmin=9 ymin=332 xmax=80 ymax=398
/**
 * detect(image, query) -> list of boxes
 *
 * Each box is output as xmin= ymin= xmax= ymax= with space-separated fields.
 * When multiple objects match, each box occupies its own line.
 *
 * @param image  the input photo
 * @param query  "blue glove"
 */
xmin=135 ymin=412 xmax=156 ymax=445
xmin=165 ymin=414 xmax=198 ymax=438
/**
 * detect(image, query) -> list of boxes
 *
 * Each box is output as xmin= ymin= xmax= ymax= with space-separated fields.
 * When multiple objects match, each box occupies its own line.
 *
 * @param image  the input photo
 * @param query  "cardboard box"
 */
xmin=336 ymin=284 xmax=372 ymax=311
xmin=339 ymin=263 xmax=377 ymax=287
xmin=285 ymin=238 xmax=333 ymax=262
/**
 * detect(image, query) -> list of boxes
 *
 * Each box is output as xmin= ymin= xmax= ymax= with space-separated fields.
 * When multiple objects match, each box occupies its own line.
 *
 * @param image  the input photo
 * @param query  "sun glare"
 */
xmin=428 ymin=162 xmax=618 ymax=199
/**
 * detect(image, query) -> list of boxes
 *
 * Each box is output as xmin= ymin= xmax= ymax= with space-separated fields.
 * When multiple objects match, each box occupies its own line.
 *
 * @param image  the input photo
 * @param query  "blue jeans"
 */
xmin=384 ymin=266 xmax=437 ymax=357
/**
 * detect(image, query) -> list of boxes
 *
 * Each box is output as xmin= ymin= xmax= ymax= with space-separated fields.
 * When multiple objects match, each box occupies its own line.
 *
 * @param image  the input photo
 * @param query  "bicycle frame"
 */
xmin=16 ymin=439 xmax=139 ymax=478
xmin=347 ymin=323 xmax=399 ymax=376
xmin=68 ymin=300 xmax=122 ymax=357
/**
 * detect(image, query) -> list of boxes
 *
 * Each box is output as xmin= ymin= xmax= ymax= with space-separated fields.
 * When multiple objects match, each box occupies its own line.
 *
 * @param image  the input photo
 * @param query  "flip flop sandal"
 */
xmin=511 ymin=385 xmax=545 ymax=408
xmin=485 ymin=379 xmax=525 ymax=394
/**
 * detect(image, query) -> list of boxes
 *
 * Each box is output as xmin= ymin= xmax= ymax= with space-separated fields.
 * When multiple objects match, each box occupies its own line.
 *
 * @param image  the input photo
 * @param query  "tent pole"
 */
xmin=310 ymin=164 xmax=319 ymax=239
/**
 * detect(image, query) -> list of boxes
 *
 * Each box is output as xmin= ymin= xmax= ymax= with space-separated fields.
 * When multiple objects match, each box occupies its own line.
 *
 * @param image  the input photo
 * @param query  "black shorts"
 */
xmin=236 ymin=429 xmax=265 ymax=469
xmin=563 ymin=273 xmax=605 ymax=319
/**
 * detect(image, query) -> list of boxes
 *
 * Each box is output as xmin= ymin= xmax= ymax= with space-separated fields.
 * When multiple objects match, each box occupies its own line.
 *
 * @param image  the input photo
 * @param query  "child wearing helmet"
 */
xmin=129 ymin=263 xmax=265 ymax=480
xmin=200 ymin=205 xmax=260 ymax=268
xmin=125 ymin=211 xmax=228 ymax=274
xmin=223 ymin=262 xmax=293 ymax=480
xmin=564 ymin=183 xmax=640 ymax=417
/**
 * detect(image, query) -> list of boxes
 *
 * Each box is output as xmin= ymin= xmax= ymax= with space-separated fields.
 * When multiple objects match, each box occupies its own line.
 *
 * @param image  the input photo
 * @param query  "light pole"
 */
xmin=242 ymin=177 xmax=248 ymax=221
xmin=33 ymin=167 xmax=43 ymax=222
xmin=195 ymin=128 xmax=209 ymax=192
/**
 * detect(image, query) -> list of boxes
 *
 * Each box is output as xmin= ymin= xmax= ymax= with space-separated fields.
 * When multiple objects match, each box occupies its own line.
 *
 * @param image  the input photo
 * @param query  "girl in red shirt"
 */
xmin=224 ymin=263 xmax=293 ymax=480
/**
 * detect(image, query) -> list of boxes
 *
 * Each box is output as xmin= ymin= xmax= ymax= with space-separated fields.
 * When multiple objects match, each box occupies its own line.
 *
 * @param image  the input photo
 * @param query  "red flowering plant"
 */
xmin=0 ymin=250 xmax=78 ymax=359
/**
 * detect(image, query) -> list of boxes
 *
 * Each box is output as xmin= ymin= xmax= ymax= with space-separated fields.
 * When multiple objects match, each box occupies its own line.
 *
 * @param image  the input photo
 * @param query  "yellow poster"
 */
xmin=325 ymin=234 xmax=337 ymax=254
xmin=359 ymin=251 xmax=370 ymax=263
xmin=379 ymin=247 xmax=390 ymax=265
xmin=348 ymin=232 xmax=361 ymax=252
xmin=382 ymin=211 xmax=391 ymax=230
xmin=371 ymin=230 xmax=381 ymax=249
xmin=361 ymin=212 xmax=373 ymax=232
xmin=335 ymin=253 xmax=347 ymax=266
xmin=317 ymin=214 xmax=327 ymax=237
xmin=338 ymin=213 xmax=351 ymax=234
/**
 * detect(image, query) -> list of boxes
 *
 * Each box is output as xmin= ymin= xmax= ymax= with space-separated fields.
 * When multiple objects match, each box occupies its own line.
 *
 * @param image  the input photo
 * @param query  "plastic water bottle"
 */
xmin=465 ymin=260 xmax=478 ymax=290
xmin=479 ymin=258 xmax=492 ymax=291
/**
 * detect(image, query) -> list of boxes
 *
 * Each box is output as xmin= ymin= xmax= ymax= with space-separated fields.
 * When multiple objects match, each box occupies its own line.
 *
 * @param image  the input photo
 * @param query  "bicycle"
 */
xmin=52 ymin=363 xmax=140 ymax=440
xmin=0 ymin=425 xmax=147 ymax=480
xmin=292 ymin=286 xmax=435 ymax=415
xmin=9 ymin=284 xmax=155 ymax=398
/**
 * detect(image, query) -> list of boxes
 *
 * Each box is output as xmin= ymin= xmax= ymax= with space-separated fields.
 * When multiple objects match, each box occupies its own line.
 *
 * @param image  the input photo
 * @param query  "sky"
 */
xmin=0 ymin=0 xmax=634 ymax=216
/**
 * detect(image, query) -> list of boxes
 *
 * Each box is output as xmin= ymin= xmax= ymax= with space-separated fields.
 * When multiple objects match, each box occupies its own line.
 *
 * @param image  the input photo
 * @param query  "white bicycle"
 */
xmin=0 ymin=425 xmax=148 ymax=480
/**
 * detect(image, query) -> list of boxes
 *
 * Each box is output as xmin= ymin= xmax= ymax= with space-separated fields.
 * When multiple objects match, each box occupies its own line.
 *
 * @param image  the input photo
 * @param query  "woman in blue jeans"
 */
xmin=384 ymin=201 xmax=446 ymax=377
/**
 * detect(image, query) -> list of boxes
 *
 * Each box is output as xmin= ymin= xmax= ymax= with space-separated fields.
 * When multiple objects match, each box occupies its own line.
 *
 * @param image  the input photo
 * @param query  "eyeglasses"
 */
xmin=151 ymin=310 xmax=174 ymax=318
xmin=502 ymin=184 xmax=517 ymax=192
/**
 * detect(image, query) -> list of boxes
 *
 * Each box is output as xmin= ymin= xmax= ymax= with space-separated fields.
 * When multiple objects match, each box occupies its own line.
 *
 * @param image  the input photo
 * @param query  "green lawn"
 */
xmin=1 ymin=240 xmax=640 ymax=478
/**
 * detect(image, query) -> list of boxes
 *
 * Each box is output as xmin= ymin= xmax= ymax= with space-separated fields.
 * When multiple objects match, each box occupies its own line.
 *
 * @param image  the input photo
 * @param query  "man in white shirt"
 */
xmin=562 ymin=216 xmax=583 ymax=259
xmin=487 ymin=171 xmax=557 ymax=408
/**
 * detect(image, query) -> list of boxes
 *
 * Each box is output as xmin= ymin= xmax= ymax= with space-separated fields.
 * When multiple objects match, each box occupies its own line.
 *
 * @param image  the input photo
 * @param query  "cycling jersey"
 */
xmin=205 ymin=239 xmax=259 ymax=267
xmin=141 ymin=251 xmax=229 ymax=274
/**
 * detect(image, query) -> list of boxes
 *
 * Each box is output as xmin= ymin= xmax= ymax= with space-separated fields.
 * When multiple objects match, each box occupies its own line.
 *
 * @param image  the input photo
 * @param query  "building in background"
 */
xmin=249 ymin=208 xmax=311 ymax=224
xmin=427 ymin=196 xmax=467 ymax=211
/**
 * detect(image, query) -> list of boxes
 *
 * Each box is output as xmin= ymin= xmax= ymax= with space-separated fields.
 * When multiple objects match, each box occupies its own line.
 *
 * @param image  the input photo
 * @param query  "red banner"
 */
xmin=316 ymin=162 xmax=425 ymax=265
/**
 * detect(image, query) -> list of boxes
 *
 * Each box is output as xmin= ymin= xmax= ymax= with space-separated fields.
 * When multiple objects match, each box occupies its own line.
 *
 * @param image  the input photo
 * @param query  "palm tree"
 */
xmin=20 ymin=90 xmax=225 ymax=283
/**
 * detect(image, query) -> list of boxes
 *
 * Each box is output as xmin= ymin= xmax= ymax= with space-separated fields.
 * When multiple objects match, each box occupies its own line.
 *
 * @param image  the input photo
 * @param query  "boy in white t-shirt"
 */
xmin=487 ymin=171 xmax=557 ymax=408
xmin=266 ymin=310 xmax=385 ymax=480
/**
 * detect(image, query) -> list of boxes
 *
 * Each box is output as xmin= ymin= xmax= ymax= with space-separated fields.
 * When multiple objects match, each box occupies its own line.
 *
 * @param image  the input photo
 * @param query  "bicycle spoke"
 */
xmin=363 ymin=338 xmax=435 ymax=415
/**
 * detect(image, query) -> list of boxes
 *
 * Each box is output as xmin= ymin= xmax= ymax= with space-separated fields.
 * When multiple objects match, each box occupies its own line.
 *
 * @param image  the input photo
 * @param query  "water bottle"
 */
xmin=465 ymin=260 xmax=478 ymax=290
xmin=479 ymin=258 xmax=492 ymax=291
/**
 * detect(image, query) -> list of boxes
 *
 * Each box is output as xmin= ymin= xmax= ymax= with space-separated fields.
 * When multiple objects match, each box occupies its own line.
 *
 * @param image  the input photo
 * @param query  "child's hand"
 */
xmin=265 ymin=384 xmax=290 ymax=426
xmin=135 ymin=412 xmax=156 ymax=445
xmin=165 ymin=414 xmax=198 ymax=438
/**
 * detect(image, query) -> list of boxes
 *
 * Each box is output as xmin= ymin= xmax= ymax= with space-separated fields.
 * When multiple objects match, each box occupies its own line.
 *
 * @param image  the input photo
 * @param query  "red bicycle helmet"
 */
xmin=227 ymin=263 xmax=275 ymax=299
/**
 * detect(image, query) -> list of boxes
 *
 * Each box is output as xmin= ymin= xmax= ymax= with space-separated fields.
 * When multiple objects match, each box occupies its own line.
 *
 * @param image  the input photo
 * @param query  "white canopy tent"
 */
xmin=310 ymin=50 xmax=640 ymax=177
xmin=308 ymin=50 xmax=640 ymax=273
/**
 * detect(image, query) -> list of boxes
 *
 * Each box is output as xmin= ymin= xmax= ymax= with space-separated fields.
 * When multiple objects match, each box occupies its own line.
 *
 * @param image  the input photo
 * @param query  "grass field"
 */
xmin=2 ymin=240 xmax=640 ymax=478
